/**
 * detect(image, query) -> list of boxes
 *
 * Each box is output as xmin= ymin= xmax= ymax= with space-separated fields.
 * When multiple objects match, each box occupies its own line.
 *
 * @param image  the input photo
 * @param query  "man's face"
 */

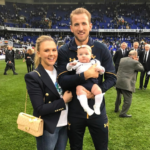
xmin=70 ymin=13 xmax=92 ymax=45
xmin=8 ymin=46 xmax=11 ymax=50
xmin=121 ymin=43 xmax=126 ymax=50
xmin=133 ymin=43 xmax=139 ymax=49
xmin=145 ymin=45 xmax=150 ymax=51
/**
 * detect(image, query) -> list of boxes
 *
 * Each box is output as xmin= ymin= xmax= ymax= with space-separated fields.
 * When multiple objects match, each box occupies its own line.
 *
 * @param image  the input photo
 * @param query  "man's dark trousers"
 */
xmin=140 ymin=70 xmax=149 ymax=89
xmin=68 ymin=115 xmax=108 ymax=150
xmin=115 ymin=88 xmax=132 ymax=115
xmin=4 ymin=62 xmax=15 ymax=74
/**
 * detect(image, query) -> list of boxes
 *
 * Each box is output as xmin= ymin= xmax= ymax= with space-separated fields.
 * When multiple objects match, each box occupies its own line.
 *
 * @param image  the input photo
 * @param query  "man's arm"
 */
xmin=134 ymin=61 xmax=144 ymax=72
xmin=98 ymin=44 xmax=117 ymax=93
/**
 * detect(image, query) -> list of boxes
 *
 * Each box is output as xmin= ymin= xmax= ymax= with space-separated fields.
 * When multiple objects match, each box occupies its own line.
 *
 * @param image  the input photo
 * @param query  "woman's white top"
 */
xmin=45 ymin=68 xmax=68 ymax=127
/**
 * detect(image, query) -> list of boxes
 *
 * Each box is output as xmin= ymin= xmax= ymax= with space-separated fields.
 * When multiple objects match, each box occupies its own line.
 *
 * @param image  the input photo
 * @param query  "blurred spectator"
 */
xmin=24 ymin=48 xmax=34 ymax=73
xmin=4 ymin=46 xmax=18 ymax=75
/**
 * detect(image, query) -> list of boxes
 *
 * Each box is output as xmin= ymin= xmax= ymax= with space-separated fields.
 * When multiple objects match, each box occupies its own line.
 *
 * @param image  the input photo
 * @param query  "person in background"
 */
xmin=25 ymin=35 xmax=72 ymax=150
xmin=139 ymin=44 xmax=150 ymax=90
xmin=24 ymin=48 xmax=33 ymax=73
xmin=113 ymin=42 xmax=128 ymax=73
xmin=132 ymin=41 xmax=142 ymax=56
xmin=4 ymin=46 xmax=18 ymax=75
xmin=131 ymin=41 xmax=142 ymax=80
xmin=115 ymin=50 xmax=144 ymax=117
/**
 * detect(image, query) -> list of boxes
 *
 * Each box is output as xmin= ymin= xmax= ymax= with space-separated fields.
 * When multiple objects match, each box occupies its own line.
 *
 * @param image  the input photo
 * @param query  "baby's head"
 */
xmin=77 ymin=45 xmax=92 ymax=63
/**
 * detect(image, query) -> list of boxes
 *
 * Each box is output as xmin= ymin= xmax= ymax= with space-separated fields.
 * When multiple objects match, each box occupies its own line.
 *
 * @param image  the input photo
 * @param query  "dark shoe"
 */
xmin=13 ymin=72 xmax=18 ymax=75
xmin=4 ymin=72 xmax=7 ymax=75
xmin=119 ymin=114 xmax=132 ymax=118
xmin=114 ymin=109 xmax=119 ymax=113
xmin=144 ymin=87 xmax=146 ymax=90
xmin=138 ymin=88 xmax=142 ymax=90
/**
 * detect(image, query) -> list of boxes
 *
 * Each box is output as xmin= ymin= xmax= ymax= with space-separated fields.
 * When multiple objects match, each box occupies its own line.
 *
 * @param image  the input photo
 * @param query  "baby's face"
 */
xmin=77 ymin=47 xmax=92 ymax=63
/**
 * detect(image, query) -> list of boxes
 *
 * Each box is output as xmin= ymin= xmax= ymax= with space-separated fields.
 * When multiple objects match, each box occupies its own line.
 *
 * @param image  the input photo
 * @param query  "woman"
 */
xmin=25 ymin=35 xmax=72 ymax=150
xmin=24 ymin=48 xmax=33 ymax=72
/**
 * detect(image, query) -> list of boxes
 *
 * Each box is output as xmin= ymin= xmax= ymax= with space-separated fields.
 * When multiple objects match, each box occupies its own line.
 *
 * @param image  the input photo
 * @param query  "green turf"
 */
xmin=0 ymin=59 xmax=150 ymax=150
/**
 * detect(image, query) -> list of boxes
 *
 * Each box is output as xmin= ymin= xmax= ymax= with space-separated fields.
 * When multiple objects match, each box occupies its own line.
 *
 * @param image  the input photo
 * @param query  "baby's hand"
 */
xmin=70 ymin=62 xmax=77 ymax=66
xmin=95 ymin=66 xmax=105 ymax=74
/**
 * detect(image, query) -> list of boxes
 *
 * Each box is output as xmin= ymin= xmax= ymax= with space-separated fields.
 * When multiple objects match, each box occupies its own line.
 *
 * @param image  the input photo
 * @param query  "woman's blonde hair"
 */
xmin=70 ymin=7 xmax=91 ymax=25
xmin=27 ymin=49 xmax=32 ymax=55
xmin=34 ymin=35 xmax=55 ymax=68
xmin=31 ymin=48 xmax=35 ymax=53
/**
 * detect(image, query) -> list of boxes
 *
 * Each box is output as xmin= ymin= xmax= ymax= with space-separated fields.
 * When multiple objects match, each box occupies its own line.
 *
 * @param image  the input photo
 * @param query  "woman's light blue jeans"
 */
xmin=36 ymin=126 xmax=67 ymax=150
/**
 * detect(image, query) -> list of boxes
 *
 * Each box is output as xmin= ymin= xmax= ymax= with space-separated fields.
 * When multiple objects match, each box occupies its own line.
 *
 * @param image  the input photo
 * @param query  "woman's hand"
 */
xmin=63 ymin=91 xmax=73 ymax=103
xmin=84 ymin=64 xmax=99 ymax=80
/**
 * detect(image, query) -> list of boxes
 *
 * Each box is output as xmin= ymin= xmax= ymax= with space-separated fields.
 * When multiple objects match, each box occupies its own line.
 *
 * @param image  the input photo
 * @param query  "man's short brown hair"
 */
xmin=70 ymin=7 xmax=91 ymax=25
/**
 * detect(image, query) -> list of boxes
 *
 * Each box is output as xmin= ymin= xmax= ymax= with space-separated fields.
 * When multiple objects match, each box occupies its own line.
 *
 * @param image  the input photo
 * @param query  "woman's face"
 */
xmin=38 ymin=40 xmax=57 ymax=70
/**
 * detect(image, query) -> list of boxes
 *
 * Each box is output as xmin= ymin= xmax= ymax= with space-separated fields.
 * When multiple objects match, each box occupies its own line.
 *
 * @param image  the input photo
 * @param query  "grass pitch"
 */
xmin=0 ymin=59 xmax=150 ymax=150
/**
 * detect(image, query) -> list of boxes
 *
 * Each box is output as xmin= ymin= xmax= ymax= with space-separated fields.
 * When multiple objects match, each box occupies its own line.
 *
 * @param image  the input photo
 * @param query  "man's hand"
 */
xmin=9 ymin=61 xmax=11 ymax=63
xmin=134 ymin=56 xmax=139 ymax=61
xmin=76 ymin=87 xmax=94 ymax=99
xmin=82 ymin=87 xmax=94 ymax=99
xmin=84 ymin=64 xmax=99 ymax=80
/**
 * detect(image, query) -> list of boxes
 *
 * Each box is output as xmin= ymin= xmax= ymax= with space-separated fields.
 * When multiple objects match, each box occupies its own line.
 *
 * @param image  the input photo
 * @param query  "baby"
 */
xmin=66 ymin=45 xmax=105 ymax=116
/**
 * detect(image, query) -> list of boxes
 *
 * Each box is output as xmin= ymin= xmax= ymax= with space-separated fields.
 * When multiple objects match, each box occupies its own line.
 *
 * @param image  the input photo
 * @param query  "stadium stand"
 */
xmin=0 ymin=2 xmax=150 ymax=29
xmin=0 ymin=2 xmax=150 ymax=52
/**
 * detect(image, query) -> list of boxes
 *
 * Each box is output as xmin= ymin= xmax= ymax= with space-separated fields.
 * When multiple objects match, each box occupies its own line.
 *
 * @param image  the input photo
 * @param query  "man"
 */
xmin=131 ymin=41 xmax=142 ymax=80
xmin=115 ymin=50 xmax=144 ymax=117
xmin=139 ymin=44 xmax=150 ymax=90
xmin=57 ymin=8 xmax=116 ymax=150
xmin=132 ymin=41 xmax=142 ymax=56
xmin=113 ymin=42 xmax=128 ymax=73
xmin=4 ymin=46 xmax=18 ymax=75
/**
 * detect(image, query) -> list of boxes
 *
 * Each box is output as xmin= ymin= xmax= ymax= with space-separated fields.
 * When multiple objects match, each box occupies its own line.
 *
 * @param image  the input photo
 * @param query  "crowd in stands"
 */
xmin=0 ymin=33 xmax=150 ymax=57
xmin=97 ymin=34 xmax=150 ymax=52
xmin=1 ymin=32 xmax=150 ymax=51
xmin=0 ymin=2 xmax=150 ymax=29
